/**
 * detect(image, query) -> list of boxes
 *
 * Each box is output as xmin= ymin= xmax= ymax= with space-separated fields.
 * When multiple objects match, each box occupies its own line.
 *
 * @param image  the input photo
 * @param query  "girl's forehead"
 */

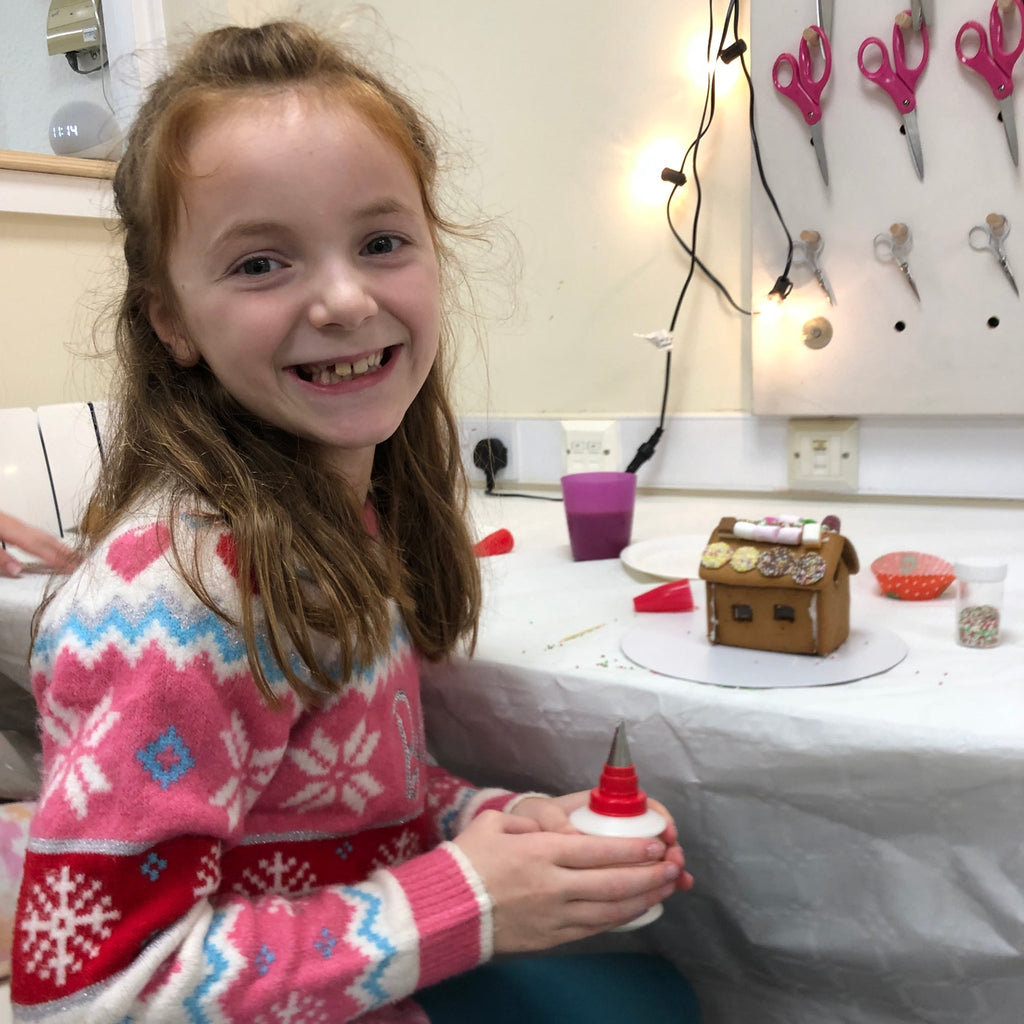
xmin=189 ymin=89 xmax=355 ymax=151
xmin=182 ymin=88 xmax=417 ymax=186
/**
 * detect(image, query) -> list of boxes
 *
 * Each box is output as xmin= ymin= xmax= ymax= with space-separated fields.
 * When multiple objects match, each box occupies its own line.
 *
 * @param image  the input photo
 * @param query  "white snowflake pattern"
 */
xmin=254 ymin=990 xmax=331 ymax=1024
xmin=210 ymin=711 xmax=286 ymax=829
xmin=280 ymin=721 xmax=383 ymax=814
xmin=369 ymin=828 xmax=422 ymax=871
xmin=39 ymin=691 xmax=120 ymax=820
xmin=233 ymin=851 xmax=318 ymax=899
xmin=193 ymin=842 xmax=221 ymax=898
xmin=19 ymin=864 xmax=121 ymax=988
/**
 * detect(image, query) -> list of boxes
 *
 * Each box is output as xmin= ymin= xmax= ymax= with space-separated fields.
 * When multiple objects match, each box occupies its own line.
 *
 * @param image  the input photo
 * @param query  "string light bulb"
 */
xmin=768 ymin=275 xmax=793 ymax=304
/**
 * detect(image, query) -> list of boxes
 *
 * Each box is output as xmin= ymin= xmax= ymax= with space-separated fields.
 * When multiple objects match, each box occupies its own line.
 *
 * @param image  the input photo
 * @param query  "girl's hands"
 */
xmin=511 ymin=791 xmax=694 ymax=892
xmin=452 ymin=809 xmax=681 ymax=953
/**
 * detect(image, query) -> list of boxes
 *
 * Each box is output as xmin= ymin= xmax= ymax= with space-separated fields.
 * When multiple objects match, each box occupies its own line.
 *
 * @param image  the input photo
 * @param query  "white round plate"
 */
xmin=621 ymin=618 xmax=908 ymax=688
xmin=620 ymin=536 xmax=703 ymax=580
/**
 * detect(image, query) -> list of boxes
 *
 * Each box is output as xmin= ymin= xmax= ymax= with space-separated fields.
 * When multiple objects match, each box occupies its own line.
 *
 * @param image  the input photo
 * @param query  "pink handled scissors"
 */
xmin=858 ymin=12 xmax=930 ymax=180
xmin=956 ymin=0 xmax=1024 ymax=166
xmin=773 ymin=25 xmax=832 ymax=186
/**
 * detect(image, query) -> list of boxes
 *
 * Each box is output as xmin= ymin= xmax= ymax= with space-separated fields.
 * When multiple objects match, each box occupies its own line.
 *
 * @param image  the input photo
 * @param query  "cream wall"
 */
xmin=0 ymin=212 xmax=118 ymax=408
xmin=164 ymin=0 xmax=753 ymax=416
xmin=3 ymin=2 xmax=750 ymax=416
xmin=279 ymin=1 xmax=751 ymax=416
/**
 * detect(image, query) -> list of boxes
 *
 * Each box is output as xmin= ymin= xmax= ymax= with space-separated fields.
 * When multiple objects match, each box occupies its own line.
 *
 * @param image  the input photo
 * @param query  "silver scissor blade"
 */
xmin=911 ymin=0 xmax=934 ymax=29
xmin=815 ymin=268 xmax=837 ymax=305
xmin=999 ymin=257 xmax=1020 ymax=296
xmin=900 ymin=262 xmax=922 ymax=302
xmin=998 ymin=96 xmax=1019 ymax=167
xmin=902 ymin=112 xmax=924 ymax=181
xmin=816 ymin=0 xmax=834 ymax=39
xmin=809 ymin=122 xmax=829 ymax=186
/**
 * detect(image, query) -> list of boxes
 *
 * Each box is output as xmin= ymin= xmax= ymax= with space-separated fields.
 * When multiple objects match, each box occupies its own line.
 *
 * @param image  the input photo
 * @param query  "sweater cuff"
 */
xmin=452 ymin=786 xmax=516 ymax=833
xmin=388 ymin=841 xmax=493 ymax=989
xmin=500 ymin=791 xmax=552 ymax=814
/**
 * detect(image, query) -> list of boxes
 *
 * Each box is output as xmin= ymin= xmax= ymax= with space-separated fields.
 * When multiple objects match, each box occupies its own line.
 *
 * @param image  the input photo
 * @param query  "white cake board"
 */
xmin=621 ymin=618 xmax=908 ymax=689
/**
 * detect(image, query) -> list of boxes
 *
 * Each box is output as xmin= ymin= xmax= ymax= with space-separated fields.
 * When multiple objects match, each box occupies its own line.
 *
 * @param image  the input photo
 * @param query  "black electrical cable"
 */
xmin=732 ymin=0 xmax=794 ymax=281
xmin=626 ymin=0 xmax=796 ymax=475
xmin=625 ymin=0 xmax=724 ymax=474
xmin=474 ymin=438 xmax=563 ymax=501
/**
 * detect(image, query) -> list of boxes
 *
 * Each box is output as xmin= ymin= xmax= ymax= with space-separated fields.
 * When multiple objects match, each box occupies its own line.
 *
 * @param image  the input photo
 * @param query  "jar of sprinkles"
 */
xmin=953 ymin=560 xmax=1007 ymax=648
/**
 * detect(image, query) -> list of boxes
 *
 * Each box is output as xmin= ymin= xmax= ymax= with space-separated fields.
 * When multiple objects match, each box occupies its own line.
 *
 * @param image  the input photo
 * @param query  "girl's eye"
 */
xmin=236 ymin=256 xmax=281 ymax=276
xmin=363 ymin=235 xmax=404 ymax=256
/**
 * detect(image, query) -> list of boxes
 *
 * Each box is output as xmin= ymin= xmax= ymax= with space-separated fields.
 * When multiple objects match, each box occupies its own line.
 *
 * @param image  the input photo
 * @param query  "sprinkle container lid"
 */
xmin=953 ymin=559 xmax=1007 ymax=583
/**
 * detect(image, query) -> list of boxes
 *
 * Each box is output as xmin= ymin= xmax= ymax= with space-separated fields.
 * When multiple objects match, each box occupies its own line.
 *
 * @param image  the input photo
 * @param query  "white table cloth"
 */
xmin=2 ymin=492 xmax=1023 ymax=1024
xmin=419 ymin=492 xmax=1024 ymax=1024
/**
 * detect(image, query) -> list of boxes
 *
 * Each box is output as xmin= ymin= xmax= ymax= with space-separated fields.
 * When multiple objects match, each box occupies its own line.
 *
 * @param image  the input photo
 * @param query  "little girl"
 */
xmin=13 ymin=21 xmax=697 ymax=1024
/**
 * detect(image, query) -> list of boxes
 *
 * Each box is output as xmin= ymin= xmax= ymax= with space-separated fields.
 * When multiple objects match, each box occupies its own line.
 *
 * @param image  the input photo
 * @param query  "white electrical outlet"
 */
xmin=561 ymin=420 xmax=621 ymax=474
xmin=787 ymin=418 xmax=859 ymax=492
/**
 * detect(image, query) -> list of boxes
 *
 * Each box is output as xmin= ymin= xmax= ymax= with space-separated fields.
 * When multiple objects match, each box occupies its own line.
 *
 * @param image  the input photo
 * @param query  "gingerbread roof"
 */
xmin=697 ymin=516 xmax=859 ymax=591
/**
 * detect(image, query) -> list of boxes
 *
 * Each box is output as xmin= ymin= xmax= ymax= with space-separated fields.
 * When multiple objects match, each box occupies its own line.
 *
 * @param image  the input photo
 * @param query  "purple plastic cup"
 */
xmin=561 ymin=472 xmax=637 ymax=561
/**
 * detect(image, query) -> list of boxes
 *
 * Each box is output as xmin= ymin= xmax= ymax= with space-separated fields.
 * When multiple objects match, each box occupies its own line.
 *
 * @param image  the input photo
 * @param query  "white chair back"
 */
xmin=35 ymin=402 xmax=105 ymax=537
xmin=0 ymin=407 xmax=61 ymax=549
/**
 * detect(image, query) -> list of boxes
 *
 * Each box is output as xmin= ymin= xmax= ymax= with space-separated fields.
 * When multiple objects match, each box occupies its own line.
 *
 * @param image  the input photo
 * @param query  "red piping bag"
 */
xmin=473 ymin=528 xmax=514 ymax=557
xmin=633 ymin=578 xmax=694 ymax=613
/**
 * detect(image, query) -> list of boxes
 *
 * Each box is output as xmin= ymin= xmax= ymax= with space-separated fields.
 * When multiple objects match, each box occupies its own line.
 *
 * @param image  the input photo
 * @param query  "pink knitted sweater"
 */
xmin=13 ymin=505 xmax=517 ymax=1022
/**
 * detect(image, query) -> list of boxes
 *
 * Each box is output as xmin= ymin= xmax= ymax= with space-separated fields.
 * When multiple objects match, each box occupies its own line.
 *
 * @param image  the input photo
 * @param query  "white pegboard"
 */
xmin=751 ymin=0 xmax=1024 ymax=414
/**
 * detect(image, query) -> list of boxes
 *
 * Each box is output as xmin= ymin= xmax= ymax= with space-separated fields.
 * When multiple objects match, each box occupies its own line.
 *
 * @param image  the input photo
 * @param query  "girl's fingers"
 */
xmin=551 ymin=833 xmax=667 ymax=870
xmin=561 ymin=861 xmax=681 ymax=904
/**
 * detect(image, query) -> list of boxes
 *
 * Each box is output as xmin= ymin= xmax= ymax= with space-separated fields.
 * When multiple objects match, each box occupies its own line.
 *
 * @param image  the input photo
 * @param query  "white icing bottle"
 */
xmin=569 ymin=721 xmax=667 ymax=930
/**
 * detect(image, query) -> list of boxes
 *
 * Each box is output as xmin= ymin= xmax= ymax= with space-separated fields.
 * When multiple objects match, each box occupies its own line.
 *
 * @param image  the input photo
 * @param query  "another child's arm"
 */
xmin=0 ymin=510 xmax=79 ymax=577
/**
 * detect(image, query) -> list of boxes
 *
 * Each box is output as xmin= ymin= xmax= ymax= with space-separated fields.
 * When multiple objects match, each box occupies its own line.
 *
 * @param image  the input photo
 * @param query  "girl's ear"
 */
xmin=147 ymin=293 xmax=200 ymax=367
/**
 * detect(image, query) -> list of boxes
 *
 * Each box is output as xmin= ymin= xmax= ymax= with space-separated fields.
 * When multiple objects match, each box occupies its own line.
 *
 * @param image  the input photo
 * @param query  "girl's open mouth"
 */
xmin=293 ymin=346 xmax=394 ymax=384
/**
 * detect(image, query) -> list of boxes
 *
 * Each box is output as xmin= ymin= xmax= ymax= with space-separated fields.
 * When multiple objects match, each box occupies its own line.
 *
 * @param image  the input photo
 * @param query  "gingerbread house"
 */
xmin=698 ymin=515 xmax=859 ymax=656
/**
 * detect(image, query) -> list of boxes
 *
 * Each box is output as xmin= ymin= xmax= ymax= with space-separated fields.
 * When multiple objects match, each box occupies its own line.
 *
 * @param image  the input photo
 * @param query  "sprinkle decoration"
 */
xmin=729 ymin=546 xmax=759 ymax=572
xmin=957 ymin=604 xmax=1000 ymax=648
xmin=757 ymin=547 xmax=794 ymax=578
xmin=700 ymin=542 xmax=733 ymax=569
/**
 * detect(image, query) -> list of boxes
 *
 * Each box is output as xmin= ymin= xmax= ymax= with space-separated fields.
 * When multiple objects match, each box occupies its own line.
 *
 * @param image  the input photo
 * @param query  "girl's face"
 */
xmin=149 ymin=92 xmax=441 ymax=493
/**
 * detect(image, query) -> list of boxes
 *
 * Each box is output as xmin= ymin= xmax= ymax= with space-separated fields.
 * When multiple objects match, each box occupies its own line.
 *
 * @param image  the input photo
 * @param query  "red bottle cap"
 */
xmin=473 ymin=528 xmax=514 ymax=557
xmin=633 ymin=579 xmax=694 ymax=613
xmin=589 ymin=722 xmax=648 ymax=817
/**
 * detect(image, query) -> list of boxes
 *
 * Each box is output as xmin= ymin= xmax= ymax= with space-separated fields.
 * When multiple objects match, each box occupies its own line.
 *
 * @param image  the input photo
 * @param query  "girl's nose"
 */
xmin=307 ymin=265 xmax=378 ymax=330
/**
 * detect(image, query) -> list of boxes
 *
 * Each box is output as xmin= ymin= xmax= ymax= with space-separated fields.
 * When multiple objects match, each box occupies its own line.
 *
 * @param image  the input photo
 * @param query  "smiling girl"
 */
xmin=12 ymin=21 xmax=697 ymax=1024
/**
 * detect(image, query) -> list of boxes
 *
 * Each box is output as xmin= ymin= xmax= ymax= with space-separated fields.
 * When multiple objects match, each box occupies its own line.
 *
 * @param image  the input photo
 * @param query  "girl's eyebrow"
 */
xmin=209 ymin=199 xmax=419 ymax=252
xmin=352 ymin=197 xmax=419 ymax=220
xmin=209 ymin=220 xmax=287 ymax=253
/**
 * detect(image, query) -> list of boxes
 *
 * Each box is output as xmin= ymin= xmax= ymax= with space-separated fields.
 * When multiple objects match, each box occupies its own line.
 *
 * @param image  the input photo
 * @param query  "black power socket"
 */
xmin=472 ymin=438 xmax=509 ymax=493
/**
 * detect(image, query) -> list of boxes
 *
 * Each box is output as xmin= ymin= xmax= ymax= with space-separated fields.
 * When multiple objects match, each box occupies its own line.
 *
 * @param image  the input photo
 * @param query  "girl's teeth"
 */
xmin=303 ymin=351 xmax=385 ymax=383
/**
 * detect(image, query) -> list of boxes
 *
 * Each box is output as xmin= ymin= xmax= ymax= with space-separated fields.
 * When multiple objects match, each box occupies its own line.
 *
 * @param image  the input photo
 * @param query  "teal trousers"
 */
xmin=417 ymin=952 xmax=702 ymax=1023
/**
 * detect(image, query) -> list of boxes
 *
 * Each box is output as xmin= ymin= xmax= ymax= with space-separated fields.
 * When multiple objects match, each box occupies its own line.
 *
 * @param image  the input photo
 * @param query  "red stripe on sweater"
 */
xmin=13 ymin=835 xmax=217 ymax=1006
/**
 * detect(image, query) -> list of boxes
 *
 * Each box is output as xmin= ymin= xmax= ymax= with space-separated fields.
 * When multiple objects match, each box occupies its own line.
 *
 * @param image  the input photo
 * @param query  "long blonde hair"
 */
xmin=75 ymin=21 xmax=481 ymax=705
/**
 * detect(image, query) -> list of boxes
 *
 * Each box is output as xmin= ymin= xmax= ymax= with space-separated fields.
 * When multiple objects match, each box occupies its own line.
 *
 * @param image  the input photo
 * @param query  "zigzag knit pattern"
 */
xmin=13 ymin=508 xmax=516 ymax=1023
